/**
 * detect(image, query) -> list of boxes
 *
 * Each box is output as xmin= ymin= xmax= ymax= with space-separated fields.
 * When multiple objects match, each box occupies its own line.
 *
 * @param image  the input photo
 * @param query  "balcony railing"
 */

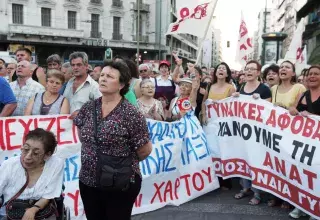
xmin=8 ymin=24 xmax=84 ymax=38
xmin=302 ymin=21 xmax=320 ymax=40
xmin=112 ymin=33 xmax=123 ymax=40
xmin=90 ymin=0 xmax=101 ymax=3
xmin=112 ymin=0 xmax=123 ymax=7
xmin=91 ymin=31 xmax=102 ymax=38
xmin=132 ymin=35 xmax=149 ymax=43
xmin=132 ymin=3 xmax=150 ymax=12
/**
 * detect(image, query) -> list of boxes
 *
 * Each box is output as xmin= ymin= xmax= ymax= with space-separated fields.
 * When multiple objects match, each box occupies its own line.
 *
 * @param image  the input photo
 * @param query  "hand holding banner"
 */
xmin=204 ymin=95 xmax=320 ymax=219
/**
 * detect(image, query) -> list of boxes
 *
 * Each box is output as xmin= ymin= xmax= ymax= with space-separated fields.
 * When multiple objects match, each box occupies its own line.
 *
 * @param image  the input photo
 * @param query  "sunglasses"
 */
xmin=140 ymin=69 xmax=148 ymax=73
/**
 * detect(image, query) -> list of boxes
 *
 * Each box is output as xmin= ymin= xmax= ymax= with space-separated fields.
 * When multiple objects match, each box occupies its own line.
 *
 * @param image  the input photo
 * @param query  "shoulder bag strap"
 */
xmin=6 ymin=170 xmax=29 ymax=206
xmin=92 ymin=101 xmax=98 ymax=144
xmin=305 ymin=90 xmax=314 ymax=113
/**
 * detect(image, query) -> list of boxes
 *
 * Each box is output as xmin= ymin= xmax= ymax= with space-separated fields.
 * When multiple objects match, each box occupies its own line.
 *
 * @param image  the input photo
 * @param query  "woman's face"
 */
xmin=21 ymin=139 xmax=50 ymax=169
xmin=244 ymin=63 xmax=260 ymax=82
xmin=141 ymin=82 xmax=155 ymax=97
xmin=159 ymin=65 xmax=169 ymax=76
xmin=239 ymin=75 xmax=245 ymax=84
xmin=216 ymin=65 xmax=227 ymax=80
xmin=279 ymin=62 xmax=295 ymax=81
xmin=46 ymin=77 xmax=63 ymax=94
xmin=307 ymin=67 xmax=320 ymax=88
xmin=179 ymin=82 xmax=192 ymax=96
xmin=266 ymin=70 xmax=279 ymax=87
xmin=99 ymin=66 xmax=124 ymax=94
xmin=297 ymin=75 xmax=304 ymax=84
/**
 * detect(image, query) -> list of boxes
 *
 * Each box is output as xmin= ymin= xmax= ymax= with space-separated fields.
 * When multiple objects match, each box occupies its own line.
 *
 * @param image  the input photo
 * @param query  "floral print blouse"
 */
xmin=74 ymin=97 xmax=150 ymax=187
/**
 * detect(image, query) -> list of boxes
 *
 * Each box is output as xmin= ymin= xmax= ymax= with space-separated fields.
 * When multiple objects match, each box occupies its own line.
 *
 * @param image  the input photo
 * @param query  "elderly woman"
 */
xmin=0 ymin=128 xmax=64 ymax=220
xmin=137 ymin=79 xmax=164 ymax=120
xmin=168 ymin=78 xmax=198 ymax=121
xmin=24 ymin=70 xmax=70 ymax=115
xmin=74 ymin=60 xmax=152 ymax=220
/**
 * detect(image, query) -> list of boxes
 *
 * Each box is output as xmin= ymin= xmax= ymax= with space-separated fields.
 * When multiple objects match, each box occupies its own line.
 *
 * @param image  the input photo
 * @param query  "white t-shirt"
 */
xmin=0 ymin=155 xmax=64 ymax=205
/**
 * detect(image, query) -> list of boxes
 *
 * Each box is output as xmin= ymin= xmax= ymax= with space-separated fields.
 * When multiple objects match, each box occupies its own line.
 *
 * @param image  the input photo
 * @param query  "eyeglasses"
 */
xmin=21 ymin=147 xmax=44 ymax=159
xmin=141 ymin=86 xmax=155 ymax=89
xmin=140 ymin=69 xmax=148 ymax=73
xmin=244 ymin=68 xmax=258 ymax=72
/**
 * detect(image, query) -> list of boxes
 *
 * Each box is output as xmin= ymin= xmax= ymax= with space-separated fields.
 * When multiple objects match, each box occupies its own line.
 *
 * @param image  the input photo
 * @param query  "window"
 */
xmin=12 ymin=4 xmax=23 ymax=24
xmin=91 ymin=14 xmax=100 ymax=38
xmin=68 ymin=11 xmax=76 ymax=29
xmin=113 ymin=17 xmax=120 ymax=35
xmin=90 ymin=0 xmax=101 ymax=3
xmin=41 ymin=8 xmax=51 ymax=27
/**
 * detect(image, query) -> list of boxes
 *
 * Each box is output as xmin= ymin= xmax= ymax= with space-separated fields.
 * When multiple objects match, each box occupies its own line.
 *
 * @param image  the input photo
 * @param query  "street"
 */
xmin=133 ymin=179 xmax=309 ymax=220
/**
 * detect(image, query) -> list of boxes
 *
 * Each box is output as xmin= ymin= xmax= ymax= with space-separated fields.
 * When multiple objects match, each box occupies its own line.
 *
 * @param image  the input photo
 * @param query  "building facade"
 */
xmin=254 ymin=8 xmax=271 ymax=63
xmin=297 ymin=0 xmax=320 ymax=64
xmin=270 ymin=0 xmax=307 ymax=55
xmin=0 ymin=0 xmax=165 ymax=66
xmin=211 ymin=29 xmax=222 ymax=67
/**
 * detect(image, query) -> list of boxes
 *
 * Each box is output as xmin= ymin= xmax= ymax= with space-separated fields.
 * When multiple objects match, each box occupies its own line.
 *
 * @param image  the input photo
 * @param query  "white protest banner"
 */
xmin=166 ymin=0 xmax=216 ymax=37
xmin=0 ymin=113 xmax=219 ymax=219
xmin=204 ymin=96 xmax=320 ymax=219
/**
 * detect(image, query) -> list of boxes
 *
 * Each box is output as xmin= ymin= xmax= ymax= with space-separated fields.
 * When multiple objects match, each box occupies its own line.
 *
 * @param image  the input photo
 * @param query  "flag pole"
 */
xmin=195 ymin=0 xmax=219 ymax=65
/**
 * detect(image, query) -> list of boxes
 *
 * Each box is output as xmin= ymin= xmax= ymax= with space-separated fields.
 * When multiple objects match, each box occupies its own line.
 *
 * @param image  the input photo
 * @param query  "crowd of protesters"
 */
xmin=0 ymin=47 xmax=319 ymax=220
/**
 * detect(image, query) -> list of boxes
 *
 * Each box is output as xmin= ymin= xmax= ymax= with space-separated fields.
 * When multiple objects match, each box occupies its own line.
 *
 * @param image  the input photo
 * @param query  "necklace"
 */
xmin=44 ymin=92 xmax=57 ymax=104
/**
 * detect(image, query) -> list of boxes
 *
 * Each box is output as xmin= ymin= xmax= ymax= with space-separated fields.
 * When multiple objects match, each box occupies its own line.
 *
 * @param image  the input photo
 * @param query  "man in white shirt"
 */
xmin=10 ymin=60 xmax=45 ymax=116
xmin=63 ymin=52 xmax=101 ymax=119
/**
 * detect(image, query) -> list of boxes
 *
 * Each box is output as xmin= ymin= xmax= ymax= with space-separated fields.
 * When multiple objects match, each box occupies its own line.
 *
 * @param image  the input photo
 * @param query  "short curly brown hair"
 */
xmin=102 ymin=60 xmax=131 ymax=96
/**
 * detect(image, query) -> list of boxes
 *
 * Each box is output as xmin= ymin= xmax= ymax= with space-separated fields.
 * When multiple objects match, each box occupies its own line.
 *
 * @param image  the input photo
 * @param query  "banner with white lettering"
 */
xmin=204 ymin=95 xmax=320 ymax=219
xmin=0 ymin=113 xmax=219 ymax=219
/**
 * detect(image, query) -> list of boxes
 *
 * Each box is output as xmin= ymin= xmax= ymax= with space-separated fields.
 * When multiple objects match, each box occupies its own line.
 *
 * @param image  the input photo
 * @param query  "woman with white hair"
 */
xmin=137 ymin=79 xmax=164 ymax=120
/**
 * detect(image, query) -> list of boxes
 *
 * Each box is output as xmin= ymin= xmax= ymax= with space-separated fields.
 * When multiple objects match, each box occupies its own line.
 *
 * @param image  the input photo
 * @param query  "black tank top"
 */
xmin=296 ymin=90 xmax=320 ymax=115
xmin=12 ymin=67 xmax=39 ymax=82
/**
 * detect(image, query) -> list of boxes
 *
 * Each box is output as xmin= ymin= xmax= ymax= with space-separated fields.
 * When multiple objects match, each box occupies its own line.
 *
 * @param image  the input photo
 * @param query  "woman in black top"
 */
xmin=233 ymin=60 xmax=271 ymax=205
xmin=290 ymin=65 xmax=320 ymax=117
xmin=236 ymin=60 xmax=271 ymax=101
xmin=288 ymin=65 xmax=320 ymax=219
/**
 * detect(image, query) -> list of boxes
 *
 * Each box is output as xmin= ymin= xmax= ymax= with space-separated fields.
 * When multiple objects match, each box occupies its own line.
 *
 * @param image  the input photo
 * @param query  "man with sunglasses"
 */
xmin=138 ymin=64 xmax=151 ymax=80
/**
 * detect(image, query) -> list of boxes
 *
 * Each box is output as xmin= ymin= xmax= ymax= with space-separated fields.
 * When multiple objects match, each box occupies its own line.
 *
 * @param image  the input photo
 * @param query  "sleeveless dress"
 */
xmin=31 ymin=92 xmax=65 ymax=115
xmin=296 ymin=90 xmax=320 ymax=115
xmin=208 ymin=84 xmax=233 ymax=100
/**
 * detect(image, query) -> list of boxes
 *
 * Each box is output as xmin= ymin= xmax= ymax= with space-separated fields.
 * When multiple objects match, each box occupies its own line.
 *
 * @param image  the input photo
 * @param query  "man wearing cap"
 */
xmin=11 ymin=48 xmax=46 ymax=86
xmin=153 ymin=60 xmax=176 ymax=110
